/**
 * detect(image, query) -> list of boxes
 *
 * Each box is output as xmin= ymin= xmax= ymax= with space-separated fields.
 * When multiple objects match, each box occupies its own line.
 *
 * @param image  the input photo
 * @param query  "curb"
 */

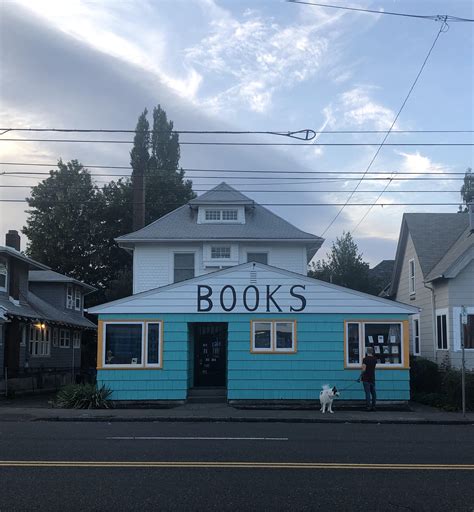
xmin=24 ymin=416 xmax=474 ymax=425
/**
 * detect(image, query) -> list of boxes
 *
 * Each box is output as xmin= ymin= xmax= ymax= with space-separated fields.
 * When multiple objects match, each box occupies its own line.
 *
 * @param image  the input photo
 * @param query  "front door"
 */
xmin=193 ymin=323 xmax=227 ymax=387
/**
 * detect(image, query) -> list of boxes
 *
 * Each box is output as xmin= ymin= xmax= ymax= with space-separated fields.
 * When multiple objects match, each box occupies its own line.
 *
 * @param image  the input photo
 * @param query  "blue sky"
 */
xmin=0 ymin=0 xmax=473 ymax=264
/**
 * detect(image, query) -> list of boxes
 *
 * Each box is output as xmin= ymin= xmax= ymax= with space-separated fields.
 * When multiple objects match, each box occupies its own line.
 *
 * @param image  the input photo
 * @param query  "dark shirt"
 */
xmin=361 ymin=356 xmax=377 ymax=383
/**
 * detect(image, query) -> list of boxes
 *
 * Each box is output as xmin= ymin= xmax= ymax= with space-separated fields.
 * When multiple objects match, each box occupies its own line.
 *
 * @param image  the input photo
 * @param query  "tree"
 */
xmin=130 ymin=109 xmax=149 ymax=230
xmin=23 ymin=160 xmax=106 ymax=288
xmin=459 ymin=168 xmax=473 ymax=212
xmin=308 ymin=232 xmax=375 ymax=294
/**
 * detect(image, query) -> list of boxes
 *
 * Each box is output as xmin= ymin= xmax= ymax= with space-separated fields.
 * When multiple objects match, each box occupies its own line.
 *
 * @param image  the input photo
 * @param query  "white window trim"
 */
xmin=411 ymin=314 xmax=421 ymax=356
xmin=210 ymin=245 xmax=232 ymax=260
xmin=345 ymin=321 xmax=405 ymax=368
xmin=102 ymin=321 xmax=163 ymax=369
xmin=452 ymin=306 xmax=474 ymax=351
xmin=408 ymin=258 xmax=415 ymax=295
xmin=200 ymin=207 xmax=243 ymax=224
xmin=0 ymin=257 xmax=7 ymax=293
xmin=59 ymin=328 xmax=71 ymax=348
xmin=251 ymin=320 xmax=296 ymax=354
xmin=173 ymin=251 xmax=196 ymax=283
xmin=435 ymin=308 xmax=449 ymax=351
xmin=29 ymin=324 xmax=51 ymax=357
xmin=73 ymin=330 xmax=81 ymax=349
xmin=66 ymin=285 xmax=74 ymax=309
xmin=74 ymin=289 xmax=82 ymax=311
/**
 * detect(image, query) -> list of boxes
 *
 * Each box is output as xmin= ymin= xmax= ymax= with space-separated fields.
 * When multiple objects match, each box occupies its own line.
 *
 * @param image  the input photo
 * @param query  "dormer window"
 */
xmin=204 ymin=209 xmax=238 ymax=222
xmin=66 ymin=284 xmax=74 ymax=309
xmin=222 ymin=210 xmax=238 ymax=221
xmin=0 ymin=258 xmax=7 ymax=292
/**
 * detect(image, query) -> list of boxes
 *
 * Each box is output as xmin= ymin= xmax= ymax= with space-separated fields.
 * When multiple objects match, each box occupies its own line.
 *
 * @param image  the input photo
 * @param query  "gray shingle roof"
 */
xmin=117 ymin=183 xmax=322 ymax=244
xmin=0 ymin=246 xmax=49 ymax=270
xmin=0 ymin=296 xmax=43 ymax=320
xmin=29 ymin=270 xmax=96 ymax=293
xmin=188 ymin=182 xmax=254 ymax=205
xmin=404 ymin=213 xmax=469 ymax=277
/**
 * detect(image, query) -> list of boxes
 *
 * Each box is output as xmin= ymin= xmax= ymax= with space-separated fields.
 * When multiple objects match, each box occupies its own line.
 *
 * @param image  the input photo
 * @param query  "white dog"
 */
xmin=319 ymin=385 xmax=340 ymax=414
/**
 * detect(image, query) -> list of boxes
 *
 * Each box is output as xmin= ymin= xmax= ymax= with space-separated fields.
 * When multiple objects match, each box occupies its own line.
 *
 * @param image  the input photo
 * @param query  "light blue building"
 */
xmin=89 ymin=184 xmax=417 ymax=403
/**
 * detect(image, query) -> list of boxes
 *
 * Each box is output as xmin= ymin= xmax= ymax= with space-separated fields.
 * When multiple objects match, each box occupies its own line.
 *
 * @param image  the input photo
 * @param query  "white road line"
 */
xmin=106 ymin=436 xmax=288 ymax=441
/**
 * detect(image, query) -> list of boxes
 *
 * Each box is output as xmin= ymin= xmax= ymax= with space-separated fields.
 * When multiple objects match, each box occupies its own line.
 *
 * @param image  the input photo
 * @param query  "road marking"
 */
xmin=106 ymin=436 xmax=288 ymax=441
xmin=0 ymin=461 xmax=473 ymax=470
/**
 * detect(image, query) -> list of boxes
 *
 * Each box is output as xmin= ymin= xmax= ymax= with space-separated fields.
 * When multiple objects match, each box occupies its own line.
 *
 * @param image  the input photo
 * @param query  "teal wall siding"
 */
xmin=98 ymin=313 xmax=410 ymax=401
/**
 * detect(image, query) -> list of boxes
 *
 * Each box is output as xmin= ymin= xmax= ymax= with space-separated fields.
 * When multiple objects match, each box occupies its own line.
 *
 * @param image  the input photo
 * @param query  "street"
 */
xmin=0 ymin=421 xmax=473 ymax=511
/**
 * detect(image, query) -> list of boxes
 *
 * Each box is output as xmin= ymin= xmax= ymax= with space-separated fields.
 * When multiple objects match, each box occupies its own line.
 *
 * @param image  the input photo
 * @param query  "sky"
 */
xmin=0 ymin=0 xmax=473 ymax=265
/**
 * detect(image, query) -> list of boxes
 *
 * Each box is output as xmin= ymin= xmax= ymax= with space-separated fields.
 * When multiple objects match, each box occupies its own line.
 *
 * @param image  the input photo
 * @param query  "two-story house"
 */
xmin=388 ymin=211 xmax=474 ymax=370
xmin=90 ymin=183 xmax=417 ymax=404
xmin=0 ymin=230 xmax=96 ymax=393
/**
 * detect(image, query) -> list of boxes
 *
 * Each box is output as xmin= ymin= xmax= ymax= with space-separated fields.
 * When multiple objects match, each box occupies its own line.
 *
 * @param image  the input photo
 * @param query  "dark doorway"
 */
xmin=192 ymin=323 xmax=227 ymax=387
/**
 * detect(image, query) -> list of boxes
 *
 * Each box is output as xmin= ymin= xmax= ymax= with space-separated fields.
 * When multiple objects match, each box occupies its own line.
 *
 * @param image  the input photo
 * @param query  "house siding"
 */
xmin=97 ymin=313 xmax=410 ymax=401
xmin=133 ymin=243 xmax=308 ymax=294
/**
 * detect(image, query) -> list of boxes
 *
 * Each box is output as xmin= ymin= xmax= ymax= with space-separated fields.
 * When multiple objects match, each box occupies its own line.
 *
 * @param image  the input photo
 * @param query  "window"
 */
xmin=251 ymin=320 xmax=296 ymax=353
xmin=205 ymin=210 xmax=221 ymax=221
xmin=436 ymin=313 xmax=448 ymax=350
xmin=222 ymin=210 xmax=238 ymax=221
xmin=66 ymin=285 xmax=74 ymax=309
xmin=73 ymin=331 xmax=81 ymax=349
xmin=466 ymin=315 xmax=474 ymax=349
xmin=345 ymin=321 xmax=404 ymax=367
xmin=29 ymin=324 xmax=51 ymax=357
xmin=174 ymin=253 xmax=195 ymax=283
xmin=103 ymin=321 xmax=163 ymax=368
xmin=409 ymin=259 xmax=415 ymax=295
xmin=59 ymin=329 xmax=71 ymax=348
xmin=52 ymin=328 xmax=59 ymax=347
xmin=412 ymin=316 xmax=421 ymax=355
xmin=204 ymin=209 xmax=239 ymax=222
xmin=74 ymin=289 xmax=82 ymax=311
xmin=247 ymin=253 xmax=268 ymax=265
xmin=211 ymin=246 xmax=231 ymax=259
xmin=0 ymin=258 xmax=7 ymax=291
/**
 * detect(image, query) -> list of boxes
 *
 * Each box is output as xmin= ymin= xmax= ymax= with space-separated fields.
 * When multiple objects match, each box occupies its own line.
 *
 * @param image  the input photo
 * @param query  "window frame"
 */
xmin=73 ymin=330 xmax=81 ymax=349
xmin=173 ymin=252 xmax=196 ymax=283
xmin=66 ymin=284 xmax=74 ymax=309
xmin=202 ymin=208 xmax=240 ymax=224
xmin=436 ymin=309 xmax=449 ymax=350
xmin=408 ymin=258 xmax=416 ymax=296
xmin=246 ymin=252 xmax=268 ymax=265
xmin=344 ymin=320 xmax=408 ymax=369
xmin=0 ymin=257 xmax=7 ymax=292
xmin=29 ymin=324 xmax=51 ymax=357
xmin=210 ymin=246 xmax=232 ymax=260
xmin=412 ymin=314 xmax=421 ymax=356
xmin=74 ymin=289 xmax=82 ymax=311
xmin=250 ymin=320 xmax=297 ymax=354
xmin=100 ymin=320 xmax=164 ymax=370
xmin=59 ymin=328 xmax=71 ymax=348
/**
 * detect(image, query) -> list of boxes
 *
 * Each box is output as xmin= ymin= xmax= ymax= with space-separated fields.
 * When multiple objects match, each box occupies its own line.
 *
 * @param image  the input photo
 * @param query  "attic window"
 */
xmin=204 ymin=209 xmax=238 ymax=222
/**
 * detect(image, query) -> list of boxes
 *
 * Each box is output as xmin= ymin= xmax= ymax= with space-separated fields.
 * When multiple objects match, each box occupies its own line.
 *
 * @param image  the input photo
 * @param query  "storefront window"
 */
xmin=252 ymin=320 xmax=296 ymax=353
xmin=345 ymin=321 xmax=404 ymax=367
xmin=103 ymin=321 xmax=163 ymax=368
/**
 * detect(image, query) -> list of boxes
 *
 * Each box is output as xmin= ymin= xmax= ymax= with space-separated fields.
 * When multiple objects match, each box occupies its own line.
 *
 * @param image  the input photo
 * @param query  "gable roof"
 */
xmin=29 ymin=270 xmax=96 ymax=293
xmin=389 ymin=212 xmax=470 ymax=295
xmin=116 ymin=182 xmax=323 ymax=246
xmin=0 ymin=246 xmax=49 ymax=270
xmin=89 ymin=261 xmax=419 ymax=315
xmin=188 ymin=182 xmax=254 ymax=206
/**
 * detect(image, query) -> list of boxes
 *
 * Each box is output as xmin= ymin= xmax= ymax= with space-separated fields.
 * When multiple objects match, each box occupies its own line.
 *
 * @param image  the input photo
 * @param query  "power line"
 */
xmin=1 ymin=127 xmax=472 ymax=134
xmin=0 ymin=199 xmax=462 ymax=206
xmin=320 ymin=20 xmax=448 ymax=237
xmin=287 ymin=1 xmax=474 ymax=22
xmin=0 ymin=138 xmax=471 ymax=146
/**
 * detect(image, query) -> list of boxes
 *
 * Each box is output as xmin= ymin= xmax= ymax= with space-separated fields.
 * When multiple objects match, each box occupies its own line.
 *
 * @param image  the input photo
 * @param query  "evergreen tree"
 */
xmin=308 ymin=232 xmax=375 ymax=294
xmin=459 ymin=168 xmax=473 ymax=212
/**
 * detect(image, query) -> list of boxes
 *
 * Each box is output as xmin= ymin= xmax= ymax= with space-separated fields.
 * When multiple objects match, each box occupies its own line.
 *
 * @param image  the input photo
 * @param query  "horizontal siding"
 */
xmin=98 ymin=313 xmax=410 ymax=401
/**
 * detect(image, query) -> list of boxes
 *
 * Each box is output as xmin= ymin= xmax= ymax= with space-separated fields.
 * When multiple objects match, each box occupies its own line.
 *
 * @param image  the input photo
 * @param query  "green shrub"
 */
xmin=55 ymin=384 xmax=113 ymax=409
xmin=441 ymin=370 xmax=474 ymax=411
xmin=410 ymin=356 xmax=441 ymax=394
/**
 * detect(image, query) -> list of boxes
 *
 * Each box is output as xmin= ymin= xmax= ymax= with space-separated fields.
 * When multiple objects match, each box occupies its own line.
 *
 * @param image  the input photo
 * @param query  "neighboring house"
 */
xmin=388 ymin=211 xmax=474 ymax=370
xmin=90 ymin=183 xmax=417 ymax=403
xmin=369 ymin=259 xmax=395 ymax=296
xmin=0 ymin=230 xmax=96 ymax=392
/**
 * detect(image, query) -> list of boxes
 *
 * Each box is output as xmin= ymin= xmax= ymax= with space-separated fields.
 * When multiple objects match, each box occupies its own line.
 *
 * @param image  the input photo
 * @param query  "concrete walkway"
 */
xmin=0 ymin=394 xmax=473 ymax=424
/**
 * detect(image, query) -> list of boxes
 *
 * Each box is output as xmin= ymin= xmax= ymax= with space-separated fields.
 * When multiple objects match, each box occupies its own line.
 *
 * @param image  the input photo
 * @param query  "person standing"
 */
xmin=360 ymin=346 xmax=377 ymax=411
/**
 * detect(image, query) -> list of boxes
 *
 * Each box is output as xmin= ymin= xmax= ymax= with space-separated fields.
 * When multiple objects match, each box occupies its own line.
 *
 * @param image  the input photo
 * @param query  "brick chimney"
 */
xmin=5 ymin=230 xmax=20 ymax=251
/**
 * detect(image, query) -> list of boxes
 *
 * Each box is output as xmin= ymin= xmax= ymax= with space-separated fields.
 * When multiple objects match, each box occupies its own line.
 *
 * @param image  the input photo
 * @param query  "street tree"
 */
xmin=459 ymin=167 xmax=473 ymax=212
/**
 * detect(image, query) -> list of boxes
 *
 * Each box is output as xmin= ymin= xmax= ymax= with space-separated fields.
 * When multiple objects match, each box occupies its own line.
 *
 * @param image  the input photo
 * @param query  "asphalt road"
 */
xmin=0 ymin=421 xmax=473 ymax=511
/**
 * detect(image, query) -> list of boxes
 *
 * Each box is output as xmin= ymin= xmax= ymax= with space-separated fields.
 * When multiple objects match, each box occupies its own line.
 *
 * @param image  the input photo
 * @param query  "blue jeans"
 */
xmin=363 ymin=381 xmax=376 ymax=409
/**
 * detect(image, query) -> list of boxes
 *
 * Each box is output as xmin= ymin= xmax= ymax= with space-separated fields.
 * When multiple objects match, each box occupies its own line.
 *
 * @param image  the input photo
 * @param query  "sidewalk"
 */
xmin=0 ymin=394 xmax=473 ymax=424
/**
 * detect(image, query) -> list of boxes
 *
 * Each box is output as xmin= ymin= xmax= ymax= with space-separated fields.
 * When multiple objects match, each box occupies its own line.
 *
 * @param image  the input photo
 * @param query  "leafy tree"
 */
xmin=308 ymin=232 xmax=375 ymax=294
xmin=459 ymin=167 xmax=473 ymax=212
xmin=23 ymin=160 xmax=105 ymax=288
